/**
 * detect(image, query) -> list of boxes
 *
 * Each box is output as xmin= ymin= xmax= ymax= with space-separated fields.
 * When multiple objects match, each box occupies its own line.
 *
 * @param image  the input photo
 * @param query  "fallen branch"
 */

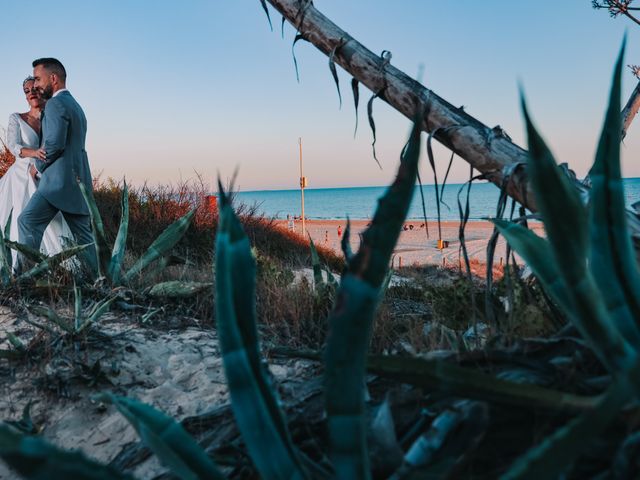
xmin=264 ymin=0 xmax=640 ymax=246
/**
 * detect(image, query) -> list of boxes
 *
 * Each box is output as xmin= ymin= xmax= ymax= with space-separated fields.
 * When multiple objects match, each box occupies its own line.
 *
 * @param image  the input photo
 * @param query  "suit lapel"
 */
xmin=39 ymin=110 xmax=45 ymax=146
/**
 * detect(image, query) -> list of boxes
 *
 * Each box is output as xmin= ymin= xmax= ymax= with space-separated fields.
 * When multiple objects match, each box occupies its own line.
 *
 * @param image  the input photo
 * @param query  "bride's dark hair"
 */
xmin=22 ymin=76 xmax=35 ymax=88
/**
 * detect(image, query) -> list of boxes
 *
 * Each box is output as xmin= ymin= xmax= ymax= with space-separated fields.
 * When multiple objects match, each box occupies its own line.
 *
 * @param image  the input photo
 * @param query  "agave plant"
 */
xmin=484 ymin=42 xmax=640 ymax=478
xmin=27 ymin=283 xmax=118 ymax=337
xmin=78 ymin=180 xmax=197 ymax=286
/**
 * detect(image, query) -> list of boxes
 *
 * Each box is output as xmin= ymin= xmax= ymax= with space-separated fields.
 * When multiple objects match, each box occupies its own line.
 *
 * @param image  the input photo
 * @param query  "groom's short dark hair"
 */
xmin=32 ymin=58 xmax=67 ymax=81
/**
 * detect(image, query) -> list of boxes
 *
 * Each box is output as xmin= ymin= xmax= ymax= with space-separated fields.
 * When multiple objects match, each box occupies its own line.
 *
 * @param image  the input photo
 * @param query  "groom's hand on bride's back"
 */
xmin=34 ymin=148 xmax=46 ymax=161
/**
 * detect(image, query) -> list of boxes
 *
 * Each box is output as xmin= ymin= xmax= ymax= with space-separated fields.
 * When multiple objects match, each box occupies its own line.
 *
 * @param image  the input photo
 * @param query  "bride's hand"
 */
xmin=29 ymin=164 xmax=39 ymax=182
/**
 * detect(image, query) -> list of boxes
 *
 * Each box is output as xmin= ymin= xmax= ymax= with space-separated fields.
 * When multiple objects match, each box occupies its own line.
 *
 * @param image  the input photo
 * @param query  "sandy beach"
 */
xmin=276 ymin=218 xmax=544 ymax=268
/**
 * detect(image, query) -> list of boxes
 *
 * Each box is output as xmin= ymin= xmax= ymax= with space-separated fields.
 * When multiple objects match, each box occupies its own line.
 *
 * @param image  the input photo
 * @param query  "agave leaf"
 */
xmin=6 ymin=240 xmax=47 ymax=263
xmin=324 ymin=265 xmax=338 ymax=290
xmin=522 ymin=97 xmax=634 ymax=374
xmin=3 ymin=209 xmax=12 ymax=271
xmin=74 ymin=282 xmax=82 ymax=332
xmin=491 ymin=220 xmax=572 ymax=314
xmin=109 ymin=181 xmax=129 ymax=285
xmin=123 ymin=209 xmax=195 ymax=284
xmin=366 ymin=354 xmax=598 ymax=413
xmin=6 ymin=402 xmax=38 ymax=435
xmin=324 ymin=120 xmax=421 ymax=479
xmin=501 ymin=380 xmax=629 ymax=480
xmin=3 ymin=208 xmax=11 ymax=240
xmin=325 ymin=275 xmax=379 ymax=479
xmin=17 ymin=244 xmax=90 ymax=284
xmin=399 ymin=401 xmax=488 ymax=478
xmin=216 ymin=186 xmax=308 ymax=479
xmin=341 ymin=219 xmax=353 ymax=261
xmin=78 ymin=181 xmax=110 ymax=279
xmin=6 ymin=332 xmax=26 ymax=352
xmin=521 ymin=96 xmax=588 ymax=277
xmin=0 ymin=227 xmax=11 ymax=287
xmin=148 ymin=281 xmax=213 ymax=298
xmin=0 ymin=423 xmax=131 ymax=479
xmin=96 ymin=393 xmax=224 ymax=480
xmin=76 ymin=296 xmax=117 ymax=334
xmin=379 ymin=268 xmax=393 ymax=300
xmin=30 ymin=305 xmax=73 ymax=334
xmin=588 ymin=42 xmax=640 ymax=339
xmin=308 ymin=236 xmax=325 ymax=290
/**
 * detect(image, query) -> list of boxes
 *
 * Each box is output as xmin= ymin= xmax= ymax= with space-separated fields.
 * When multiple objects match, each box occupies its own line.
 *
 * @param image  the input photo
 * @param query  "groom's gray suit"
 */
xmin=17 ymin=89 xmax=97 ymax=275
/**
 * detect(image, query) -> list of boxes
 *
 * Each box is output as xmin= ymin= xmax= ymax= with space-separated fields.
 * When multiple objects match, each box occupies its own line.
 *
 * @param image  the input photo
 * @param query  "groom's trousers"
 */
xmin=17 ymin=191 xmax=98 ymax=277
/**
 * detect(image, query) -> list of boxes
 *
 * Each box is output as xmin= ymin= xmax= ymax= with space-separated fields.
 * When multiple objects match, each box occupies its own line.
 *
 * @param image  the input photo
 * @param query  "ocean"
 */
xmin=234 ymin=178 xmax=640 ymax=221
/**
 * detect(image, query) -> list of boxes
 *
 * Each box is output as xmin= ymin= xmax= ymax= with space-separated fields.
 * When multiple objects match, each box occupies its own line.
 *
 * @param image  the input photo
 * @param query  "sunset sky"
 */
xmin=1 ymin=1 xmax=639 ymax=191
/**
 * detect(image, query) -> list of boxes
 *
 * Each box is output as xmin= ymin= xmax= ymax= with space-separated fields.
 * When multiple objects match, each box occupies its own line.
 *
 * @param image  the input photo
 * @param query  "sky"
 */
xmin=1 ymin=1 xmax=639 ymax=192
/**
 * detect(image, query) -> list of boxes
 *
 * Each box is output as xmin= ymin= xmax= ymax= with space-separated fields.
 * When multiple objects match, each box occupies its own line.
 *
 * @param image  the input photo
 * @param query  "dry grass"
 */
xmin=93 ymin=177 xmax=343 ymax=269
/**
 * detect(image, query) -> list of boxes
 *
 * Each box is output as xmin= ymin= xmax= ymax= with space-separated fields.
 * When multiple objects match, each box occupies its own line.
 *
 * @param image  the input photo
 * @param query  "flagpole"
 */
xmin=299 ymin=137 xmax=306 ymax=237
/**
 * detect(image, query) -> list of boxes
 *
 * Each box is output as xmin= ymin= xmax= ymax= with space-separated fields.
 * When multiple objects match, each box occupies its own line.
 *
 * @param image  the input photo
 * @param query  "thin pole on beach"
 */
xmin=299 ymin=137 xmax=306 ymax=237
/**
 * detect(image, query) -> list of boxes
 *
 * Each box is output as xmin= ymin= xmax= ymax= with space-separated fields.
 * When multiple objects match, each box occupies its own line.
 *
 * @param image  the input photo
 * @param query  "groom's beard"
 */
xmin=40 ymin=85 xmax=53 ymax=100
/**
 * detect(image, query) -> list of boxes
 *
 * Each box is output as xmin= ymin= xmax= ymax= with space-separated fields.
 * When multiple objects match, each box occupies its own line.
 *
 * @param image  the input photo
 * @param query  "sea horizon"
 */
xmin=233 ymin=178 xmax=640 ymax=221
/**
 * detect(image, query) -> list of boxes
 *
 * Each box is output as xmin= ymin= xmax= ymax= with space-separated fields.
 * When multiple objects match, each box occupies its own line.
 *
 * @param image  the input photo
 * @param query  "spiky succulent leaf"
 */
xmin=78 ymin=181 xmax=110 ymax=279
xmin=0 ymin=227 xmax=10 ymax=287
xmin=215 ymin=186 xmax=307 ymax=479
xmin=521 ymin=97 xmax=634 ymax=374
xmin=324 ymin=120 xmax=421 ymax=479
xmin=588 ymin=41 xmax=640 ymax=343
xmin=0 ymin=424 xmax=131 ymax=479
xmin=6 ymin=240 xmax=47 ymax=264
xmin=74 ymin=283 xmax=82 ymax=331
xmin=148 ymin=281 xmax=212 ymax=298
xmin=109 ymin=181 xmax=129 ymax=285
xmin=16 ymin=244 xmax=90 ymax=284
xmin=76 ymin=296 xmax=117 ymax=334
xmin=97 ymin=393 xmax=224 ymax=480
xmin=6 ymin=332 xmax=26 ymax=352
xmin=30 ymin=305 xmax=73 ymax=334
xmin=308 ymin=236 xmax=325 ymax=290
xmin=501 ymin=380 xmax=630 ymax=480
xmin=3 ymin=209 xmax=12 ymax=271
xmin=123 ymin=209 xmax=195 ymax=283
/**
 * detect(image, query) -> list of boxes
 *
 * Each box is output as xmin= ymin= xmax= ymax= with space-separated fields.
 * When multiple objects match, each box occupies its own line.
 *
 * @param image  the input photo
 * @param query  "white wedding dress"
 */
xmin=0 ymin=112 xmax=72 ymax=267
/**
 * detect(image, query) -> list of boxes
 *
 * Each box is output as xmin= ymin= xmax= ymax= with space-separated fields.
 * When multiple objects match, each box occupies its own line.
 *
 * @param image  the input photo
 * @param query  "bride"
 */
xmin=0 ymin=76 xmax=71 ymax=268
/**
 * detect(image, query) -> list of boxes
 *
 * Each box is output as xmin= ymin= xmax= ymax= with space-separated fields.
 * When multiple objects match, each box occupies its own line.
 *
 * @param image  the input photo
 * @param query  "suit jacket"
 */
xmin=35 ymin=90 xmax=92 ymax=215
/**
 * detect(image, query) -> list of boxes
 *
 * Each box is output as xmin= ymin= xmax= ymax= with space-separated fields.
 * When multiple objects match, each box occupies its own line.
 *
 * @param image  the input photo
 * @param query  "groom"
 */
xmin=17 ymin=58 xmax=97 ymax=277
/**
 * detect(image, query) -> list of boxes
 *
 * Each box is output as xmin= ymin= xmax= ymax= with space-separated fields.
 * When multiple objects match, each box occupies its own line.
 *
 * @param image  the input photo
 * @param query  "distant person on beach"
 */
xmin=287 ymin=214 xmax=294 ymax=231
xmin=337 ymin=225 xmax=342 ymax=238
xmin=0 ymin=75 xmax=73 ymax=269
xmin=16 ymin=58 xmax=97 ymax=276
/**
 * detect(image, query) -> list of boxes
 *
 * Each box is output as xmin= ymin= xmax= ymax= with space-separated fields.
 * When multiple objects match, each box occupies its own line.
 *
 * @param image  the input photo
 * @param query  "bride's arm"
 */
xmin=7 ymin=114 xmax=39 ymax=159
xmin=7 ymin=114 xmax=27 ymax=158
